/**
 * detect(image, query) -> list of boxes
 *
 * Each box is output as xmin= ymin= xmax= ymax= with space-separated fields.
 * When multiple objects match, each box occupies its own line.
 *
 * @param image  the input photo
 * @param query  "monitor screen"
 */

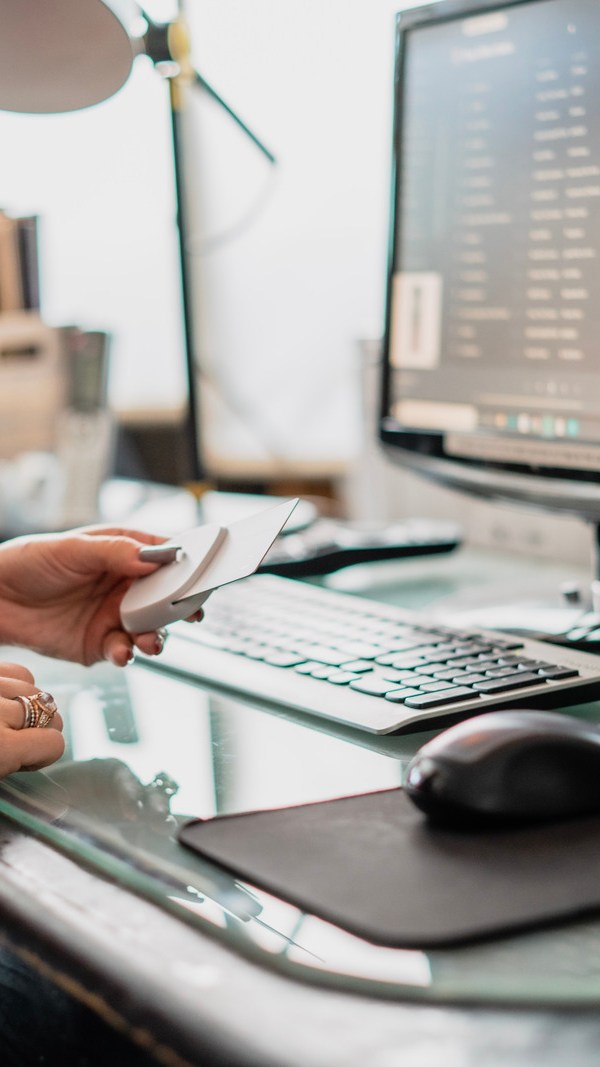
xmin=380 ymin=0 xmax=600 ymax=520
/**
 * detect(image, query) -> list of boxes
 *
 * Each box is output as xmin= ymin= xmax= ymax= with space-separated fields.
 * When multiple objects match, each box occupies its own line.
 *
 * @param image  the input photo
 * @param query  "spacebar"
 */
xmin=403 ymin=686 xmax=479 ymax=709
xmin=472 ymin=672 xmax=547 ymax=694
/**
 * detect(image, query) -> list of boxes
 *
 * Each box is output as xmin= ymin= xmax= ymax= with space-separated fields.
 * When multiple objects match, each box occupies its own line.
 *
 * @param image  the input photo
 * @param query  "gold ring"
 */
xmin=14 ymin=695 xmax=39 ymax=729
xmin=30 ymin=691 xmax=58 ymax=728
xmin=14 ymin=691 xmax=58 ymax=729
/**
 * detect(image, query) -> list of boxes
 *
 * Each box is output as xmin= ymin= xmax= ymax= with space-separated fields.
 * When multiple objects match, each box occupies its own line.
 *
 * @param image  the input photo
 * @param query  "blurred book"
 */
xmin=16 ymin=215 xmax=41 ymax=310
xmin=0 ymin=210 xmax=40 ymax=312
xmin=0 ymin=211 xmax=23 ymax=311
xmin=0 ymin=311 xmax=67 ymax=458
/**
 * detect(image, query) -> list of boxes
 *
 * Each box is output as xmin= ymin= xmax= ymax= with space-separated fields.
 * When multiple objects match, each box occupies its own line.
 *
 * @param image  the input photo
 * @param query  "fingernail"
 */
xmin=138 ymin=544 xmax=182 ymax=565
xmin=154 ymin=630 xmax=167 ymax=655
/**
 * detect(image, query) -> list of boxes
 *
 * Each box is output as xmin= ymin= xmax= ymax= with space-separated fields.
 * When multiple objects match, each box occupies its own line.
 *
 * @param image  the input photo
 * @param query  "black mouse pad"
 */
xmin=178 ymin=788 xmax=600 ymax=947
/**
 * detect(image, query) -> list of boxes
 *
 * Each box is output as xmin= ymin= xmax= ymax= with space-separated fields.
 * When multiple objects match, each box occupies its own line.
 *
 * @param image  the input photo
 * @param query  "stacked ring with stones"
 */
xmin=14 ymin=695 xmax=38 ymax=728
xmin=14 ymin=691 xmax=58 ymax=729
xmin=31 ymin=691 xmax=58 ymax=728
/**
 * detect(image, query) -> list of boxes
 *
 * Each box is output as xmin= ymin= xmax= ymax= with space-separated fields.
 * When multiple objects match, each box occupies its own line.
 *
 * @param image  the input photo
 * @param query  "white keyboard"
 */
xmin=138 ymin=575 xmax=600 ymax=734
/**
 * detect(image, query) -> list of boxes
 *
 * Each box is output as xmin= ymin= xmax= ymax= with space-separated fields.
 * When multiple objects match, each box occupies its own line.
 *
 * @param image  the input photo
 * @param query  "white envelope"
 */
xmin=121 ymin=498 xmax=298 ymax=633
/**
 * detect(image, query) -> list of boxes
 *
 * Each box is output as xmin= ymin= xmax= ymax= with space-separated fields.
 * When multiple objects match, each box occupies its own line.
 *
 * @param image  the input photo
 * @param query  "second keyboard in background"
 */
xmin=258 ymin=517 xmax=462 ymax=577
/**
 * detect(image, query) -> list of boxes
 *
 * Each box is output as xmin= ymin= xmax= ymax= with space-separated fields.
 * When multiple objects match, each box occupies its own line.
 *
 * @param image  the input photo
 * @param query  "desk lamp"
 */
xmin=0 ymin=0 xmax=276 ymax=482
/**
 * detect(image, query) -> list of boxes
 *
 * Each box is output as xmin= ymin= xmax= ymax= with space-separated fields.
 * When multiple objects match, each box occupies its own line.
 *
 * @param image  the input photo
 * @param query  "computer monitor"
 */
xmin=380 ymin=0 xmax=600 ymax=533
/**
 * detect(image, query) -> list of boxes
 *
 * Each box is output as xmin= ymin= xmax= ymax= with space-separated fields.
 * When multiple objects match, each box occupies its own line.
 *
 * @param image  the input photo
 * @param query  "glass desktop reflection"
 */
xmin=1 ymin=652 xmax=600 ymax=1008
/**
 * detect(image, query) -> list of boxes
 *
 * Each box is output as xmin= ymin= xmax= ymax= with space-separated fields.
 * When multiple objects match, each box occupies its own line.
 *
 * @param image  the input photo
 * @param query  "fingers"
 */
xmin=102 ymin=627 xmax=167 ymax=666
xmin=2 ymin=695 xmax=30 ymax=731
xmin=0 ymin=662 xmax=35 ymax=685
xmin=103 ymin=602 xmax=204 ymax=667
xmin=134 ymin=629 xmax=167 ymax=657
xmin=0 ymin=726 xmax=65 ymax=776
xmin=102 ymin=629 xmax=135 ymax=667
xmin=0 ymin=673 xmax=43 ymax=703
xmin=74 ymin=525 xmax=166 ymax=544
xmin=51 ymin=530 xmax=170 ymax=585
xmin=9 ymin=699 xmax=64 ymax=734
xmin=0 ymin=677 xmax=65 ymax=777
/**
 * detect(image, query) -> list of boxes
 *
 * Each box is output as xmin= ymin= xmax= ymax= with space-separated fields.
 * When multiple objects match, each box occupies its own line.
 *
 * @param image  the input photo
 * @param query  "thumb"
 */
xmin=61 ymin=533 xmax=163 ymax=580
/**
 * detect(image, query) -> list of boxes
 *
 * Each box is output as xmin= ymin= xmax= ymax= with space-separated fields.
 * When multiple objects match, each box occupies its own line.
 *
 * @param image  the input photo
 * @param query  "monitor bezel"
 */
xmin=379 ymin=0 xmax=600 ymax=520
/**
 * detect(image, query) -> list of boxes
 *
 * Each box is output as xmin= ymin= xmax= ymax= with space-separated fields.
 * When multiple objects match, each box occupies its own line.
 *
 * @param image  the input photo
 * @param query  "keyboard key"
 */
xmin=515 ymin=658 xmax=548 ymax=669
xmin=537 ymin=666 xmax=579 ymax=680
xmin=402 ymin=687 xmax=482 ymax=708
xmin=383 ymin=687 xmax=422 ymax=702
xmin=326 ymin=671 xmax=362 ymax=684
xmin=388 ymin=656 xmax=429 ymax=669
xmin=349 ymin=677 xmax=401 ymax=696
xmin=413 ymin=662 xmax=447 ymax=675
xmin=299 ymin=646 xmax=350 ymax=667
xmin=381 ymin=670 xmax=428 ymax=685
xmin=263 ymin=651 xmax=307 ymax=667
xmin=309 ymin=665 xmax=338 ymax=680
xmin=484 ymin=666 xmax=521 ymax=678
xmin=472 ymin=672 xmax=548 ymax=694
xmin=433 ymin=668 xmax=469 ymax=680
xmin=418 ymin=680 xmax=459 ymax=693
xmin=337 ymin=642 xmax=388 ymax=659
xmin=378 ymin=668 xmax=414 ymax=683
xmin=341 ymin=660 xmax=374 ymax=673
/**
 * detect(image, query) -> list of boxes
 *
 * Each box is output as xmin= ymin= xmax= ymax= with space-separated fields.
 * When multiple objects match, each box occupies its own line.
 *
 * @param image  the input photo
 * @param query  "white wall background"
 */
xmin=0 ymin=0 xmax=590 ymax=563
xmin=0 ymin=0 xmax=430 ymax=471
xmin=182 ymin=0 xmax=412 ymax=473
xmin=0 ymin=34 xmax=187 ymax=413
xmin=177 ymin=0 xmax=591 ymax=567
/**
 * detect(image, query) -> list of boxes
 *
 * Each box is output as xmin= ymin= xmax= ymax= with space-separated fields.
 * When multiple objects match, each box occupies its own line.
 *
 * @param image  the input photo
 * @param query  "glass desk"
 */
xmin=2 ymin=547 xmax=600 ymax=1066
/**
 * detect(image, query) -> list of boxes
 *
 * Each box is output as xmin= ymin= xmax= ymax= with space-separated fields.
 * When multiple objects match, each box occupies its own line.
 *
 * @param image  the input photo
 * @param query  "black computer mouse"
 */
xmin=404 ymin=709 xmax=600 ymax=828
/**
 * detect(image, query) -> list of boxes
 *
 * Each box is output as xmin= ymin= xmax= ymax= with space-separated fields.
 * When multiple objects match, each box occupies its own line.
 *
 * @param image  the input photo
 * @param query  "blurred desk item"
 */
xmin=98 ymin=478 xmax=201 ymax=535
xmin=0 ymin=324 xmax=115 ymax=534
xmin=55 ymin=327 xmax=114 ymax=528
xmin=0 ymin=312 xmax=66 ymax=459
xmin=100 ymin=481 xmax=316 ymax=538
xmin=199 ymin=488 xmax=317 ymax=532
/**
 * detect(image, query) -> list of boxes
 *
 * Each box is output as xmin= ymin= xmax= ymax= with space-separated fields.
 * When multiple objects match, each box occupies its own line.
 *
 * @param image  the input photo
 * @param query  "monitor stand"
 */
xmin=438 ymin=520 xmax=600 ymax=654
xmin=331 ymin=520 xmax=600 ymax=654
xmin=532 ymin=522 xmax=600 ymax=650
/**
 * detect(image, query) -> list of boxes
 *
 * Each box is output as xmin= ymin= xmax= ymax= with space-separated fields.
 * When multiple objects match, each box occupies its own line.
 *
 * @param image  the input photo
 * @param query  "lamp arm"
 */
xmin=190 ymin=69 xmax=276 ymax=166
xmin=139 ymin=10 xmax=278 ymax=483
xmin=142 ymin=12 xmax=277 ymax=165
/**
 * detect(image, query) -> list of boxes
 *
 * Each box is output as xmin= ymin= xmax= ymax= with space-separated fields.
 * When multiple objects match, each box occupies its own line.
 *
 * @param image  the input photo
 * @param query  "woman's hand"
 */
xmin=0 ymin=525 xmax=188 ymax=667
xmin=0 ymin=662 xmax=64 ymax=777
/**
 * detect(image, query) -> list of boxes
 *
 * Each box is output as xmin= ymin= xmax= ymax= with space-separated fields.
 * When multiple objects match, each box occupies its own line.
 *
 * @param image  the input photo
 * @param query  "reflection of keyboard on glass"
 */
xmin=140 ymin=575 xmax=600 ymax=735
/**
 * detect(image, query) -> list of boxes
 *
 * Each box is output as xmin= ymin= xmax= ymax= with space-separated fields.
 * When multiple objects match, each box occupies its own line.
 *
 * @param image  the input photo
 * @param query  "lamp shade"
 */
xmin=0 ymin=0 xmax=137 ymax=113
